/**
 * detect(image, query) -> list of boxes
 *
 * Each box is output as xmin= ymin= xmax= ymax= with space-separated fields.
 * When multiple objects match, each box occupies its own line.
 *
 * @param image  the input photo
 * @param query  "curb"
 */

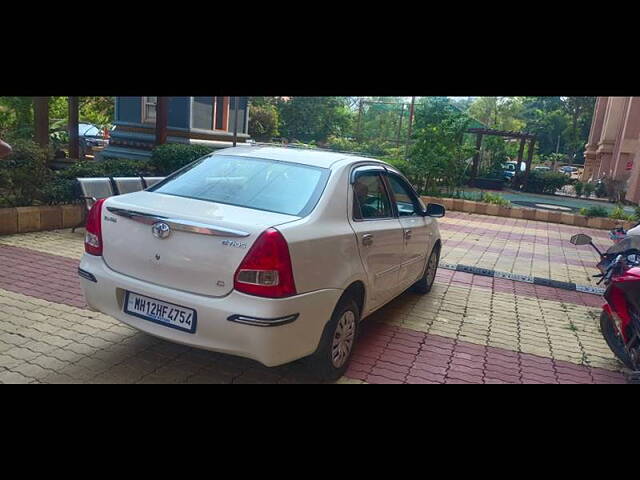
xmin=439 ymin=262 xmax=605 ymax=296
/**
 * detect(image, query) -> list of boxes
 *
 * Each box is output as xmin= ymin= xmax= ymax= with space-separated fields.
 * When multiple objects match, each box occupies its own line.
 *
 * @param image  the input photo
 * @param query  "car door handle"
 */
xmin=362 ymin=234 xmax=374 ymax=246
xmin=404 ymin=229 xmax=412 ymax=240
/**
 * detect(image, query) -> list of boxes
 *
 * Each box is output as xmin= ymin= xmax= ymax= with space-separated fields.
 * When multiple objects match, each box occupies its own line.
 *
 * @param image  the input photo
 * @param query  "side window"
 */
xmin=353 ymin=173 xmax=393 ymax=220
xmin=386 ymin=175 xmax=421 ymax=217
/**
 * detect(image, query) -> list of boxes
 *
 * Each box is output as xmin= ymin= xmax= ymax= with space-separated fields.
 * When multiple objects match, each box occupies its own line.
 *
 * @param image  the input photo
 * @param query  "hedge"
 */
xmin=149 ymin=144 xmax=216 ymax=176
xmin=1 ymin=142 xmax=217 ymax=207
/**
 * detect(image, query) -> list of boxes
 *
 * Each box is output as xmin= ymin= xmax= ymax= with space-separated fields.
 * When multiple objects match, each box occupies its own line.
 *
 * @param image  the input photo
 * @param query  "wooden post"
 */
xmin=513 ymin=137 xmax=527 ymax=187
xmin=396 ymin=103 xmax=405 ymax=144
xmin=155 ymin=96 xmax=168 ymax=146
xmin=221 ymin=97 xmax=230 ymax=131
xmin=357 ymin=98 xmax=364 ymax=142
xmin=33 ymin=96 xmax=49 ymax=149
xmin=471 ymin=133 xmax=483 ymax=181
xmin=523 ymin=137 xmax=537 ymax=190
xmin=232 ymin=96 xmax=240 ymax=147
xmin=405 ymin=96 xmax=415 ymax=158
xmin=68 ymin=96 xmax=80 ymax=159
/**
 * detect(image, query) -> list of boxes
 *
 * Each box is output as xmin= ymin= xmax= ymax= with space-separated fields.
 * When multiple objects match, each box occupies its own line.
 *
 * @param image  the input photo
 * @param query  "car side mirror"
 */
xmin=570 ymin=234 xmax=592 ymax=246
xmin=425 ymin=203 xmax=445 ymax=218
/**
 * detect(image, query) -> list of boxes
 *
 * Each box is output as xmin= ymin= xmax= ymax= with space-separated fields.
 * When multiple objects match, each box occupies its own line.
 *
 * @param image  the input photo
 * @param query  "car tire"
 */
xmin=412 ymin=244 xmax=440 ymax=294
xmin=307 ymin=296 xmax=360 ymax=381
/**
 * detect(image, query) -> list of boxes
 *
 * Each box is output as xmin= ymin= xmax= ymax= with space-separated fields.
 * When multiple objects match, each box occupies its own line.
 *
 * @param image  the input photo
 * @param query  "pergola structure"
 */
xmin=467 ymin=127 xmax=537 ymax=188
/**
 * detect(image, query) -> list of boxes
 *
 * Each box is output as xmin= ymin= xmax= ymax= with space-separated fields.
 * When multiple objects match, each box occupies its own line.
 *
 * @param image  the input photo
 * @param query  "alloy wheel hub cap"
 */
xmin=331 ymin=310 xmax=355 ymax=368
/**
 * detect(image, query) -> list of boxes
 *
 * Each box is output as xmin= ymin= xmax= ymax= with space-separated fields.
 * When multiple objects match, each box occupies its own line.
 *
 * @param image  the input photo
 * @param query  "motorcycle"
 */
xmin=609 ymin=221 xmax=640 ymax=244
xmin=570 ymin=234 xmax=640 ymax=381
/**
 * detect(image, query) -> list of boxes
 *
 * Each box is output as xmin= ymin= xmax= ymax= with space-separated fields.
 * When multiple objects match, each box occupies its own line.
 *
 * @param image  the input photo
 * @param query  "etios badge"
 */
xmin=151 ymin=222 xmax=171 ymax=239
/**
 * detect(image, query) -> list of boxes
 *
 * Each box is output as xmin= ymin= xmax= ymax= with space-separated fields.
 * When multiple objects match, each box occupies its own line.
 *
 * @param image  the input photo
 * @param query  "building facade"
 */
xmin=101 ymin=96 xmax=250 ymax=160
xmin=583 ymin=96 xmax=640 ymax=204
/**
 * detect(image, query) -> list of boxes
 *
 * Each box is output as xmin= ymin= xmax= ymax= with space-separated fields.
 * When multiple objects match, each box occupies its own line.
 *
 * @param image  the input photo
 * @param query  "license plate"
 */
xmin=124 ymin=291 xmax=197 ymax=333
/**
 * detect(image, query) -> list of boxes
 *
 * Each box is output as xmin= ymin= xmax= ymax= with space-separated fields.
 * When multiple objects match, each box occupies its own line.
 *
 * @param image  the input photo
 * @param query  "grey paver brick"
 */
xmin=0 ymin=370 xmax=32 ymax=384
xmin=5 ymin=346 xmax=41 ymax=362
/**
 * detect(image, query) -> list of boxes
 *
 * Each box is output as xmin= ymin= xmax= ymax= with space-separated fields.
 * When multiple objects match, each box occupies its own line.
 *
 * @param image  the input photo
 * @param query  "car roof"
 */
xmin=211 ymin=145 xmax=384 ymax=169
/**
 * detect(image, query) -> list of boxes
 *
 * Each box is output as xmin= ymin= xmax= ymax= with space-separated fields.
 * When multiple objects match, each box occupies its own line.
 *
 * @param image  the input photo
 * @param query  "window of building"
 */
xmin=142 ymin=96 xmax=157 ymax=123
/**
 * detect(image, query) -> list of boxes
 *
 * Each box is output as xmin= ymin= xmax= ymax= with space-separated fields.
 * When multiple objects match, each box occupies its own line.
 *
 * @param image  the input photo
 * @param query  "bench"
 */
xmin=72 ymin=176 xmax=165 ymax=232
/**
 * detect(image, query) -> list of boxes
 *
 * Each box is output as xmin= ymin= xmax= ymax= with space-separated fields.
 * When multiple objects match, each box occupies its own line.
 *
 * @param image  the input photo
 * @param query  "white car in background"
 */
xmin=79 ymin=146 xmax=444 ymax=379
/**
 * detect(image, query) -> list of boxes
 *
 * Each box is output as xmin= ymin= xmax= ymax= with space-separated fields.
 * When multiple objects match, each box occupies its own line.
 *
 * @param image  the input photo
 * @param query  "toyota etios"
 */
xmin=79 ymin=146 xmax=444 ymax=379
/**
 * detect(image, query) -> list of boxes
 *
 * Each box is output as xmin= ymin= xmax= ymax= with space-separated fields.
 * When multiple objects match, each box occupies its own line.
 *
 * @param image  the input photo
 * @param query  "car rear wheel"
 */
xmin=412 ymin=244 xmax=440 ymax=294
xmin=307 ymin=296 xmax=359 ymax=381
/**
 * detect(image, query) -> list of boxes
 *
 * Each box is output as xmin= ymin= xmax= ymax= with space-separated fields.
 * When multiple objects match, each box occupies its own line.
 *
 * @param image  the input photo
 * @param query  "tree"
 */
xmin=560 ymin=96 xmax=595 ymax=164
xmin=468 ymin=97 xmax=525 ymax=131
xmin=409 ymin=97 xmax=475 ymax=194
xmin=248 ymin=99 xmax=279 ymax=142
xmin=277 ymin=97 xmax=354 ymax=143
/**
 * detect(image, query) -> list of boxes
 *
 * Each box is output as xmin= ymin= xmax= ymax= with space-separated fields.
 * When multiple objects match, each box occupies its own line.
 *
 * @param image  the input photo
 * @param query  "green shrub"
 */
xmin=635 ymin=206 xmax=640 ymax=221
xmin=150 ymin=144 xmax=216 ymax=175
xmin=0 ymin=139 xmax=53 ymax=207
xmin=594 ymin=181 xmax=607 ymax=198
xmin=522 ymin=171 xmax=571 ymax=195
xmin=574 ymin=182 xmax=584 ymax=197
xmin=480 ymin=192 xmax=511 ymax=206
xmin=248 ymin=104 xmax=279 ymax=142
xmin=583 ymin=182 xmax=595 ymax=198
xmin=579 ymin=206 xmax=609 ymax=218
xmin=325 ymin=136 xmax=359 ymax=152
xmin=609 ymin=206 xmax=635 ymax=221
xmin=41 ymin=158 xmax=155 ymax=205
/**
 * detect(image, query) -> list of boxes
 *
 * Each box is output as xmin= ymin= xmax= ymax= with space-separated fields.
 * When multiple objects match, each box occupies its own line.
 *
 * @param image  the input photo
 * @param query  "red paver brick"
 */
xmin=449 ymin=364 xmax=483 ymax=378
xmin=374 ymin=360 xmax=410 ymax=375
xmin=454 ymin=343 xmax=487 ymax=356
xmin=344 ymin=368 xmax=368 ymax=381
xmin=520 ymin=365 xmax=557 ymax=379
xmin=408 ymin=369 xmax=445 ymax=383
xmin=444 ymin=377 xmax=477 ymax=384
xmin=484 ymin=372 xmax=521 ymax=384
xmin=389 ymin=335 xmax=423 ymax=348
xmin=421 ymin=344 xmax=455 ymax=357
xmin=485 ymin=357 xmax=518 ymax=371
xmin=446 ymin=370 xmax=483 ymax=384
xmin=346 ymin=359 xmax=373 ymax=373
xmin=410 ymin=360 xmax=448 ymax=374
xmin=369 ymin=366 xmax=407 ymax=382
xmin=449 ymin=357 xmax=483 ymax=371
xmin=521 ymin=373 xmax=557 ymax=384
xmin=484 ymin=378 xmax=510 ymax=384
xmin=365 ymin=374 xmax=404 ymax=384
xmin=405 ymin=375 xmax=442 ymax=384
xmin=385 ymin=343 xmax=420 ymax=356
xmin=377 ymin=350 xmax=416 ymax=367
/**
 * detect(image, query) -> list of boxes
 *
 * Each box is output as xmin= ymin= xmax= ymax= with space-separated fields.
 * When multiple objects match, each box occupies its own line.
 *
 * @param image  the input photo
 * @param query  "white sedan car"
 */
xmin=79 ymin=146 xmax=444 ymax=379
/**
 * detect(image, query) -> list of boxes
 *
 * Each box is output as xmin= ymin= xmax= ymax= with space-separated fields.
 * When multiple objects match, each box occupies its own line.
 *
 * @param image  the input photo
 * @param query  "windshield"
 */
xmin=606 ymin=236 xmax=640 ymax=255
xmin=79 ymin=124 xmax=100 ymax=136
xmin=150 ymin=155 xmax=329 ymax=217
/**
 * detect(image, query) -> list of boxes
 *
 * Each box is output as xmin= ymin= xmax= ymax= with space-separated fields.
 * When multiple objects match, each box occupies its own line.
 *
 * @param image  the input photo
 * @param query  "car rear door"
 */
xmin=384 ymin=172 xmax=434 ymax=290
xmin=348 ymin=167 xmax=404 ymax=309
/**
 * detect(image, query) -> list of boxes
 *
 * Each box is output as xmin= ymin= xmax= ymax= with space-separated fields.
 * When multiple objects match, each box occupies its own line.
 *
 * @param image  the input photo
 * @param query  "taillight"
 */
xmin=234 ymin=228 xmax=297 ymax=298
xmin=84 ymin=198 xmax=106 ymax=256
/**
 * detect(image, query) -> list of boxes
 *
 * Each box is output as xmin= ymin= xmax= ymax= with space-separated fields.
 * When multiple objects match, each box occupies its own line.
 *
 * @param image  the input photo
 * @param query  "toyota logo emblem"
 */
xmin=151 ymin=222 xmax=171 ymax=239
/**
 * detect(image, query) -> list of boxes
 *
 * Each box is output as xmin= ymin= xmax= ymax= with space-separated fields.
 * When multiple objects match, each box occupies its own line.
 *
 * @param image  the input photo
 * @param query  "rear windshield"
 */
xmin=149 ymin=155 xmax=329 ymax=217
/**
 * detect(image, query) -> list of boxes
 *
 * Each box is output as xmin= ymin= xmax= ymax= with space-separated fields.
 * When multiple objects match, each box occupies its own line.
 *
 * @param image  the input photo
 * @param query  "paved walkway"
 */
xmin=0 ymin=213 xmax=628 ymax=384
xmin=440 ymin=212 xmax=609 ymax=287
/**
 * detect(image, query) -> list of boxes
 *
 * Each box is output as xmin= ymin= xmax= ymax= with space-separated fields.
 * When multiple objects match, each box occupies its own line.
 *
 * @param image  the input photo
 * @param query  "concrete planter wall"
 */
xmin=0 ymin=204 xmax=83 ymax=235
xmin=421 ymin=196 xmax=636 ymax=231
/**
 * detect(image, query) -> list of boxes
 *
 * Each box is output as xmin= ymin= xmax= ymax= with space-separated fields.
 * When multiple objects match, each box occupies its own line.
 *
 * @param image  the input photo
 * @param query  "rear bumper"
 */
xmin=79 ymin=254 xmax=342 ymax=367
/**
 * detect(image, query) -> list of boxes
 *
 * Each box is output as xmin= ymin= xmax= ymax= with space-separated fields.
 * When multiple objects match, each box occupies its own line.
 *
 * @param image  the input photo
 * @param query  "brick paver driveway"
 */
xmin=0 ymin=212 xmax=628 ymax=384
